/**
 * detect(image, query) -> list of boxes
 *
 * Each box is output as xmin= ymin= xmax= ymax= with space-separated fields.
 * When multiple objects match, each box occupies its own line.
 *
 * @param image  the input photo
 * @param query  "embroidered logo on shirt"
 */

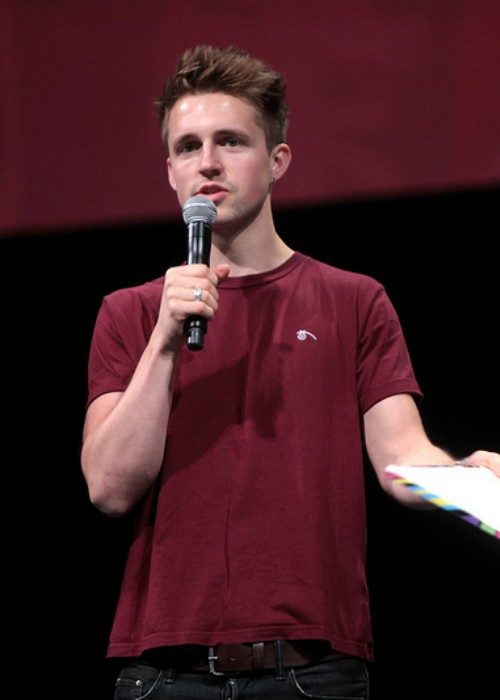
xmin=296 ymin=329 xmax=317 ymax=341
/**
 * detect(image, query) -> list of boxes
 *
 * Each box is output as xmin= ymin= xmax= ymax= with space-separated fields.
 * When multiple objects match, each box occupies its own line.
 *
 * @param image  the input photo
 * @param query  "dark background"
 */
xmin=4 ymin=186 xmax=499 ymax=699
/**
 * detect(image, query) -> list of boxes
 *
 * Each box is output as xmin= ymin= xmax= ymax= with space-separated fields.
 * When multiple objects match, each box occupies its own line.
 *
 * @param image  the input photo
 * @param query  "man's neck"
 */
xmin=210 ymin=205 xmax=294 ymax=276
xmin=211 ymin=236 xmax=293 ymax=277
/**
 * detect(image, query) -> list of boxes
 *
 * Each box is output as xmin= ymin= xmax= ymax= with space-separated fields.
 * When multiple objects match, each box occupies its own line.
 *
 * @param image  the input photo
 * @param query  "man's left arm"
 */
xmin=363 ymin=393 xmax=500 ymax=508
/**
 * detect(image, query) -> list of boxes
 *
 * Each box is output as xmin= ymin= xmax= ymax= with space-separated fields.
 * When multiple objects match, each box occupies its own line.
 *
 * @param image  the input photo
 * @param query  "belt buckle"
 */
xmin=208 ymin=646 xmax=226 ymax=676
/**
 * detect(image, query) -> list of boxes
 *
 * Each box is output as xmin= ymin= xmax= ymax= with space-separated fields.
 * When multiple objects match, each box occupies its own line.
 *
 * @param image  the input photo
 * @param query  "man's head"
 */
xmin=157 ymin=45 xmax=289 ymax=152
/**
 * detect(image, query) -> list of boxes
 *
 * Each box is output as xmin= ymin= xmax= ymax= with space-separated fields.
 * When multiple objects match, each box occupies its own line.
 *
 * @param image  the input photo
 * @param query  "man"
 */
xmin=81 ymin=45 xmax=499 ymax=699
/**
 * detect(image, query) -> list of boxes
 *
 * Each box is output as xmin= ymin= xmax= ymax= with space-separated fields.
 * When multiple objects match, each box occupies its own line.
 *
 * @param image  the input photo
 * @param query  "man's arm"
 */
xmin=81 ymin=340 xmax=178 ymax=518
xmin=81 ymin=263 xmax=230 ymax=517
xmin=365 ymin=393 xmax=455 ymax=508
xmin=364 ymin=393 xmax=500 ymax=507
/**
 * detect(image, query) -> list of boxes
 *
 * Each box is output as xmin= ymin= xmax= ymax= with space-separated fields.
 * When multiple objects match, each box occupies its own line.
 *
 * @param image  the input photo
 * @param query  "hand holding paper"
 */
xmin=385 ymin=464 xmax=500 ymax=538
xmin=460 ymin=449 xmax=500 ymax=477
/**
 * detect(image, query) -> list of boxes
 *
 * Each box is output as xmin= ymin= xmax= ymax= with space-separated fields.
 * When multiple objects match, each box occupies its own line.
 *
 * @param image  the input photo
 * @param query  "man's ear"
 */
xmin=270 ymin=143 xmax=292 ymax=183
xmin=167 ymin=157 xmax=177 ymax=191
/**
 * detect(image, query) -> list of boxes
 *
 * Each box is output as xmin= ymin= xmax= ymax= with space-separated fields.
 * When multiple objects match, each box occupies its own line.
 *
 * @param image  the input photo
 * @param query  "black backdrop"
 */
xmin=4 ymin=187 xmax=499 ymax=699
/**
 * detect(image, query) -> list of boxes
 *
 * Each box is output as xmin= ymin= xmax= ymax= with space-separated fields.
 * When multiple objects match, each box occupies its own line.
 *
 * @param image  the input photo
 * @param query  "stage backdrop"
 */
xmin=1 ymin=0 xmax=499 ymax=236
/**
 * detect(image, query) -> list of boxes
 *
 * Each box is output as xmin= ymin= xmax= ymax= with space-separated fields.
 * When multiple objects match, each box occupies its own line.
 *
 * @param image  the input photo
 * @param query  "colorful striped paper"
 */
xmin=385 ymin=465 xmax=500 ymax=539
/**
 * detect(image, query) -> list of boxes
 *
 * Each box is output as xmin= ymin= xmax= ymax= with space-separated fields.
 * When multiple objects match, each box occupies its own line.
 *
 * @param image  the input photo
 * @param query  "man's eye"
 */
xmin=223 ymin=137 xmax=241 ymax=147
xmin=179 ymin=142 xmax=198 ymax=153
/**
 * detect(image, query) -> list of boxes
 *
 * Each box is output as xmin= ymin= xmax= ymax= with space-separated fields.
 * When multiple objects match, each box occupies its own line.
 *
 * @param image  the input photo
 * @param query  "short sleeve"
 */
xmin=356 ymin=285 xmax=422 ymax=413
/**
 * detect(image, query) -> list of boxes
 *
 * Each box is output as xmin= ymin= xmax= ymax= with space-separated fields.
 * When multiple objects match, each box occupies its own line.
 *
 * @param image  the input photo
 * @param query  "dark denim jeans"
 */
xmin=114 ymin=656 xmax=369 ymax=699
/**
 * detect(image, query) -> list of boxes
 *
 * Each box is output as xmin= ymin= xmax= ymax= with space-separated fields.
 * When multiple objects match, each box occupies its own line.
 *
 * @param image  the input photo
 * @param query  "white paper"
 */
xmin=385 ymin=465 xmax=500 ymax=532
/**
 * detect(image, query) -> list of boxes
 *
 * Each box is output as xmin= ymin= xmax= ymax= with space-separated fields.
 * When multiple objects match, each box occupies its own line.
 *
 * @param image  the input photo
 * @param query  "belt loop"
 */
xmin=274 ymin=640 xmax=287 ymax=681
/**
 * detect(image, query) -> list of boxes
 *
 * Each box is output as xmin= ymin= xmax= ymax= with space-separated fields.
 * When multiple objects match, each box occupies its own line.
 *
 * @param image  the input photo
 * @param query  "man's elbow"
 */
xmin=85 ymin=478 xmax=134 ymax=518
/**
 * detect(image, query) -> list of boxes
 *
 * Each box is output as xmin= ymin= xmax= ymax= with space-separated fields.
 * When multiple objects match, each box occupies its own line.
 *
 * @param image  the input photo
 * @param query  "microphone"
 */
xmin=182 ymin=195 xmax=218 ymax=351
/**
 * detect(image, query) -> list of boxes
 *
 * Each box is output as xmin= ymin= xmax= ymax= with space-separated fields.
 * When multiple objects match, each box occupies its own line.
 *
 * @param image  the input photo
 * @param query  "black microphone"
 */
xmin=182 ymin=195 xmax=218 ymax=351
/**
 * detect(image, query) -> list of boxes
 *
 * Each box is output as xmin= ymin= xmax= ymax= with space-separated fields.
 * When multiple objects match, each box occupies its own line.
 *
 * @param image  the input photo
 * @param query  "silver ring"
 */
xmin=193 ymin=287 xmax=203 ymax=301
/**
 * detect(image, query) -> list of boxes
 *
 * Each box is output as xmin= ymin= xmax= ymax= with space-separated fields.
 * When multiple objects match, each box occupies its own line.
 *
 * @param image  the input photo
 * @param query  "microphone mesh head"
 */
xmin=182 ymin=195 xmax=217 ymax=225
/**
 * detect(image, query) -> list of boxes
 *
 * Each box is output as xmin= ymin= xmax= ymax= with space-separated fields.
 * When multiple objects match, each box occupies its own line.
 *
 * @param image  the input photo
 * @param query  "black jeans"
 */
xmin=114 ymin=656 xmax=369 ymax=699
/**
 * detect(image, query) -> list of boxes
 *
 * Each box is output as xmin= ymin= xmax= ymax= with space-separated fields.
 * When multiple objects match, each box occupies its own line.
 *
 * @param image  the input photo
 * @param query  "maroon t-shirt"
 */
xmin=87 ymin=252 xmax=421 ymax=661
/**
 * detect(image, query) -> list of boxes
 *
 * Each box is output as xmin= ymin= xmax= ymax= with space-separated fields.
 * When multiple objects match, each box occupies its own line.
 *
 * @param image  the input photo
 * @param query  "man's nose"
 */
xmin=199 ymin=143 xmax=222 ymax=177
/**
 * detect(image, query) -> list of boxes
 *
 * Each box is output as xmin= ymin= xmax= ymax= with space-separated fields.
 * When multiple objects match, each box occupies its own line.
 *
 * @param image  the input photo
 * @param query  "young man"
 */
xmin=81 ymin=45 xmax=499 ymax=699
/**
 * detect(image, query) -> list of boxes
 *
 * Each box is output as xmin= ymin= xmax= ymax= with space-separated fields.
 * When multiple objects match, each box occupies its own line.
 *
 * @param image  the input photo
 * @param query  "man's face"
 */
xmin=166 ymin=92 xmax=280 ymax=232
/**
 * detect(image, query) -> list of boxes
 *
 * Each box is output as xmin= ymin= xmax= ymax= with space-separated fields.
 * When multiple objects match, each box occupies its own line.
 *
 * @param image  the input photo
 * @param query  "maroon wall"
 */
xmin=2 ymin=0 xmax=499 ymax=236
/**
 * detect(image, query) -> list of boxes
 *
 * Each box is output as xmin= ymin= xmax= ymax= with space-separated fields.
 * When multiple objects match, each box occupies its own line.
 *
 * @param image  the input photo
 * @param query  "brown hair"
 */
xmin=157 ymin=45 xmax=289 ymax=151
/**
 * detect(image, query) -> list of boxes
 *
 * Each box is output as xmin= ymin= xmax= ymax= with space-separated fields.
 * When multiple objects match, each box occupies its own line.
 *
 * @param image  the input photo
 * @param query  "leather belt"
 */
xmin=145 ymin=640 xmax=335 ymax=675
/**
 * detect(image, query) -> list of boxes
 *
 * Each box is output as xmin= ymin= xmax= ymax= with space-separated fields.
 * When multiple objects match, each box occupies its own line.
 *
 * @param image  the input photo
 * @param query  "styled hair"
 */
xmin=157 ymin=45 xmax=289 ymax=151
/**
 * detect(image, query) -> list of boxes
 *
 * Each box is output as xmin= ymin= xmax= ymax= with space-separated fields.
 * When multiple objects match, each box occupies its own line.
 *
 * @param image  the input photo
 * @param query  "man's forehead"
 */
xmin=165 ymin=92 xmax=264 ymax=147
xmin=172 ymin=92 xmax=256 ymax=121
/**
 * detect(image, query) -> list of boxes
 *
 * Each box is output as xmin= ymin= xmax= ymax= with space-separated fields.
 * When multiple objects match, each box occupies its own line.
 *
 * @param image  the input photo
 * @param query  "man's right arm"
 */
xmin=81 ymin=334 xmax=178 ymax=517
xmin=81 ymin=262 xmax=230 ymax=517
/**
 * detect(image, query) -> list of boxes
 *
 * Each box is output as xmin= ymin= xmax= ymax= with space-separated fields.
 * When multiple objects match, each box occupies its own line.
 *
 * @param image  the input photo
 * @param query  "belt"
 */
xmin=144 ymin=640 xmax=335 ymax=675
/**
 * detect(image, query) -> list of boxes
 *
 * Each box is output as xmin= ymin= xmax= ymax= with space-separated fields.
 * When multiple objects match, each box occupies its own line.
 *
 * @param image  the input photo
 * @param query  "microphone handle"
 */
xmin=184 ymin=220 xmax=212 ymax=351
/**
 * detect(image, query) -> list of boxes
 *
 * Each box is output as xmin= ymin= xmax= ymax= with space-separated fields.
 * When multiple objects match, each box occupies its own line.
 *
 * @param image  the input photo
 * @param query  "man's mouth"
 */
xmin=196 ymin=185 xmax=229 ymax=204
xmin=196 ymin=184 xmax=228 ymax=196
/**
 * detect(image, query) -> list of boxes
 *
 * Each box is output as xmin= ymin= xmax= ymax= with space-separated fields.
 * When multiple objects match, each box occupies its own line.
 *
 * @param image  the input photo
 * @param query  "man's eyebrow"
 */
xmin=213 ymin=128 xmax=248 ymax=139
xmin=172 ymin=128 xmax=249 ymax=147
xmin=171 ymin=132 xmax=198 ymax=149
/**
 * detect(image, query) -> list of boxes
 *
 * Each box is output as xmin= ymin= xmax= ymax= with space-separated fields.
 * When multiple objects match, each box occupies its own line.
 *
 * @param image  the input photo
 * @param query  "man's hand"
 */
xmin=157 ymin=263 xmax=231 ymax=351
xmin=460 ymin=450 xmax=500 ymax=477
